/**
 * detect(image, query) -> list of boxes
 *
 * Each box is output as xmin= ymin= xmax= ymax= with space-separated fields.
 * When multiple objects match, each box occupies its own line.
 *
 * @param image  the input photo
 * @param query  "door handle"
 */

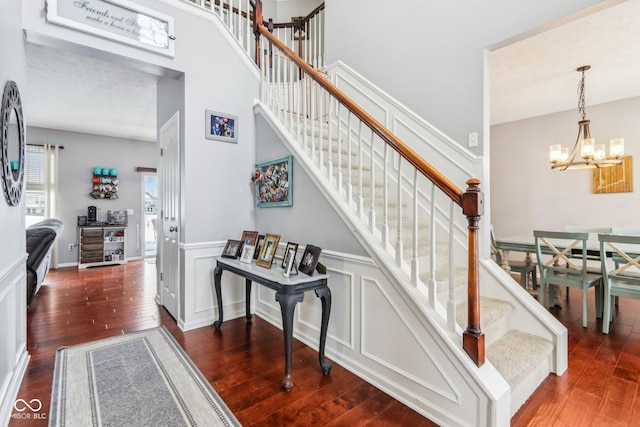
xmin=169 ymin=226 xmax=178 ymax=232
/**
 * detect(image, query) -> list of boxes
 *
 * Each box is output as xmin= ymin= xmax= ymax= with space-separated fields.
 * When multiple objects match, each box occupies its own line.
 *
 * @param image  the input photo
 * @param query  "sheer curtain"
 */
xmin=26 ymin=144 xmax=60 ymax=266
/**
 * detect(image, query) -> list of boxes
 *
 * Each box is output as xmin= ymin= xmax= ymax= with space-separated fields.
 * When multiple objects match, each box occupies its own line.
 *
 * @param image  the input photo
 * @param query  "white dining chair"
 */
xmin=599 ymin=233 xmax=640 ymax=334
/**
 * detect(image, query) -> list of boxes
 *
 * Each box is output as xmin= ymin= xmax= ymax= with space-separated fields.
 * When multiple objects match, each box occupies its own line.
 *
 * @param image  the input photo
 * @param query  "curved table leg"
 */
xmin=315 ymin=285 xmax=332 ymax=375
xmin=213 ymin=265 xmax=224 ymax=330
xmin=245 ymin=278 xmax=253 ymax=322
xmin=275 ymin=291 xmax=304 ymax=392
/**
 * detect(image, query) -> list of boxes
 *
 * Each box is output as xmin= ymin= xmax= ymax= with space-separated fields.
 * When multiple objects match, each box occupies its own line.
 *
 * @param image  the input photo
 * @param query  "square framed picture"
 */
xmin=299 ymin=244 xmax=322 ymax=275
xmin=222 ymin=239 xmax=243 ymax=259
xmin=253 ymin=156 xmax=292 ymax=207
xmin=205 ymin=110 xmax=237 ymax=143
xmin=239 ymin=245 xmax=255 ymax=263
xmin=253 ymin=235 xmax=265 ymax=260
xmin=241 ymin=230 xmax=259 ymax=246
xmin=256 ymin=233 xmax=281 ymax=268
xmin=281 ymin=242 xmax=299 ymax=269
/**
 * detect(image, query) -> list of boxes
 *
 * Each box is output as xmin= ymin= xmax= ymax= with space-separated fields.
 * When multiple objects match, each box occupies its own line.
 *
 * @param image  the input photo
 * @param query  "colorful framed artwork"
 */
xmin=205 ymin=110 xmax=237 ymax=143
xmin=256 ymin=233 xmax=281 ymax=268
xmin=253 ymin=156 xmax=292 ymax=207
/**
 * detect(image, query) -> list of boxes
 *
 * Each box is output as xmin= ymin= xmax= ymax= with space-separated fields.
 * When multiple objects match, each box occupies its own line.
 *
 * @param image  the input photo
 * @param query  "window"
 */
xmin=25 ymin=145 xmax=45 ymax=227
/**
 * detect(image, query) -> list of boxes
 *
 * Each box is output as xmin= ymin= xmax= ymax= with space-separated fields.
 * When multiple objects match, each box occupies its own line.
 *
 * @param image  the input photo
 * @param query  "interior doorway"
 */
xmin=142 ymin=174 xmax=158 ymax=258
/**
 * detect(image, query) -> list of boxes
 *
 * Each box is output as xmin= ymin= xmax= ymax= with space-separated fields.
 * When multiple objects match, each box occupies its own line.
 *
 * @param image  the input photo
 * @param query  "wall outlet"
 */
xmin=68 ymin=243 xmax=74 ymax=251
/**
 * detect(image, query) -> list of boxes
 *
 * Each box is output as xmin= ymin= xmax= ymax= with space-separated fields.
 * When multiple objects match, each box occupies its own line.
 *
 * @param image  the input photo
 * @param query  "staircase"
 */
xmin=279 ymin=107 xmax=556 ymax=416
xmin=181 ymin=0 xmax=568 ymax=424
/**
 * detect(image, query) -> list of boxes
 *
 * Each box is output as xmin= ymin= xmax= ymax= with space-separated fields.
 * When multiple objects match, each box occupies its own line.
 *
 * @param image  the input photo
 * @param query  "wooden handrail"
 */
xmin=255 ymin=24 xmax=464 ymax=206
xmin=252 ymin=0 xmax=483 ymax=366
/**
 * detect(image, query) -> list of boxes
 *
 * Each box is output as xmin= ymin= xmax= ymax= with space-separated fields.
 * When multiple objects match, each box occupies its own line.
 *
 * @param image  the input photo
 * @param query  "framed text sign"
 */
xmin=46 ymin=0 xmax=175 ymax=57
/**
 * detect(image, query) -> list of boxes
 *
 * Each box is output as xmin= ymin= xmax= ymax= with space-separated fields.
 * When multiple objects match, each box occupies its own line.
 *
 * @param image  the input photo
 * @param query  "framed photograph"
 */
xmin=256 ymin=233 xmax=281 ymax=268
xmin=283 ymin=247 xmax=298 ymax=278
xmin=241 ymin=230 xmax=259 ymax=246
xmin=281 ymin=242 xmax=299 ymax=269
xmin=253 ymin=235 xmax=265 ymax=260
xmin=299 ymin=244 xmax=322 ymax=276
xmin=239 ymin=245 xmax=255 ymax=264
xmin=253 ymin=156 xmax=292 ymax=207
xmin=205 ymin=110 xmax=237 ymax=143
xmin=222 ymin=239 xmax=243 ymax=259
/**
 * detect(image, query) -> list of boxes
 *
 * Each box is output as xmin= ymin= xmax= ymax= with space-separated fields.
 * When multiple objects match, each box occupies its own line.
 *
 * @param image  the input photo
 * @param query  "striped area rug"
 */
xmin=49 ymin=326 xmax=239 ymax=427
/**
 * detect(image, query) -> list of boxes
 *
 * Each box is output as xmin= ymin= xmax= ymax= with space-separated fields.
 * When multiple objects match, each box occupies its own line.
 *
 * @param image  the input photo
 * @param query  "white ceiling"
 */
xmin=23 ymin=0 xmax=640 ymax=141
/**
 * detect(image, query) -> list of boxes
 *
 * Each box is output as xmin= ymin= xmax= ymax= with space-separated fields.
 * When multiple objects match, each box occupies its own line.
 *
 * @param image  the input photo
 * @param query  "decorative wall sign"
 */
xmin=592 ymin=155 xmax=633 ymax=194
xmin=46 ymin=0 xmax=175 ymax=57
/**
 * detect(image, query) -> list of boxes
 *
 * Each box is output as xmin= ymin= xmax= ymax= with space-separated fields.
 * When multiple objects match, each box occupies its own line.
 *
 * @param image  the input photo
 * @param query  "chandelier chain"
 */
xmin=577 ymin=69 xmax=586 ymax=121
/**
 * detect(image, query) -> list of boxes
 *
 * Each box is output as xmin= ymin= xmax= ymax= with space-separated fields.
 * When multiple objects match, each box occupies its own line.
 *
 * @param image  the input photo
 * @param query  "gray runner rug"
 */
xmin=49 ymin=326 xmax=240 ymax=427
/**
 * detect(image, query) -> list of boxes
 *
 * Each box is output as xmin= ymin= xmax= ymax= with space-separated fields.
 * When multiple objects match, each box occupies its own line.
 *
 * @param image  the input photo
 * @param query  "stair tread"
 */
xmin=487 ymin=330 xmax=554 ymax=388
xmin=456 ymin=296 xmax=513 ymax=329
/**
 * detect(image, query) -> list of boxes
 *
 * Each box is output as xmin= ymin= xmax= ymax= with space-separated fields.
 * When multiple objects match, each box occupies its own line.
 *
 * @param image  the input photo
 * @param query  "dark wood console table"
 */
xmin=213 ymin=257 xmax=332 ymax=391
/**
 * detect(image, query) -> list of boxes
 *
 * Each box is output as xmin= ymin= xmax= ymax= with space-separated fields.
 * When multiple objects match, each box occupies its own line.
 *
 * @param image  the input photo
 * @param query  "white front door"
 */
xmin=159 ymin=112 xmax=180 ymax=320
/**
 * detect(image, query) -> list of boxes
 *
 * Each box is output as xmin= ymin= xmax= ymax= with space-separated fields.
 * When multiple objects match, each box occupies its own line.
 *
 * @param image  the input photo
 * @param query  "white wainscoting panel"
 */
xmin=180 ymin=242 xmax=246 ymax=331
xmin=0 ymin=256 xmax=30 ymax=427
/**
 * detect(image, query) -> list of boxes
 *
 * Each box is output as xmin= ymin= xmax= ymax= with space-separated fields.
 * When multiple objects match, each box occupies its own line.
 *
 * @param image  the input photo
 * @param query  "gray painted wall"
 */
xmin=323 ymin=0 xmax=605 ymax=156
xmin=491 ymin=95 xmax=640 ymax=238
xmin=27 ymin=126 xmax=156 ymax=265
xmin=255 ymin=114 xmax=366 ymax=256
xmin=0 ymin=0 xmax=27 ymax=267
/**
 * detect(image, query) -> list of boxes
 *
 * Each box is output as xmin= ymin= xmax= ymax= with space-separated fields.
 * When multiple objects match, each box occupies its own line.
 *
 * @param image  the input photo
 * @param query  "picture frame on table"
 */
xmin=241 ymin=230 xmax=259 ymax=246
xmin=299 ymin=244 xmax=322 ymax=275
xmin=253 ymin=155 xmax=292 ymax=207
xmin=283 ymin=247 xmax=298 ymax=278
xmin=239 ymin=245 xmax=255 ymax=263
xmin=221 ymin=239 xmax=243 ymax=259
xmin=253 ymin=234 xmax=265 ymax=260
xmin=281 ymin=242 xmax=299 ymax=269
xmin=205 ymin=110 xmax=238 ymax=143
xmin=256 ymin=233 xmax=281 ymax=268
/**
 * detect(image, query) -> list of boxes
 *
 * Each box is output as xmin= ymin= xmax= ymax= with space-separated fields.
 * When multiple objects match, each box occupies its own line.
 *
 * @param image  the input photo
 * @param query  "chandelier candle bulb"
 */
xmin=610 ymin=138 xmax=624 ymax=157
xmin=581 ymin=138 xmax=595 ymax=159
xmin=594 ymin=144 xmax=606 ymax=160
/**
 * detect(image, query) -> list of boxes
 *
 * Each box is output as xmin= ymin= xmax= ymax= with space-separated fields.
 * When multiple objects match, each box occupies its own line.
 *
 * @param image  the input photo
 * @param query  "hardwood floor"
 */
xmin=10 ymin=261 xmax=640 ymax=426
xmin=9 ymin=261 xmax=434 ymax=426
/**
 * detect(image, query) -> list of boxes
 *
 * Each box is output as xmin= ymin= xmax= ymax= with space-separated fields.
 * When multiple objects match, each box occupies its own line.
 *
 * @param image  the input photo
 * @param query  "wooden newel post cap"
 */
xmin=462 ymin=178 xmax=484 ymax=217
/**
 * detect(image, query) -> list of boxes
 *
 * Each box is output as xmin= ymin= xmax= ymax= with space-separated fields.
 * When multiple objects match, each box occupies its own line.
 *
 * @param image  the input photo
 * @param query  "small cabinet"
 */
xmin=78 ymin=226 xmax=127 ymax=268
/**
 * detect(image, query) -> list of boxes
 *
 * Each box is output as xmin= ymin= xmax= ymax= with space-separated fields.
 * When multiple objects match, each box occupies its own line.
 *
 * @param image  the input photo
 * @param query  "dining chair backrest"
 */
xmin=598 ymin=233 xmax=640 ymax=333
xmin=534 ymin=230 xmax=591 ymax=277
xmin=598 ymin=233 xmax=640 ymax=280
xmin=611 ymin=227 xmax=640 ymax=235
xmin=565 ymin=226 xmax=612 ymax=240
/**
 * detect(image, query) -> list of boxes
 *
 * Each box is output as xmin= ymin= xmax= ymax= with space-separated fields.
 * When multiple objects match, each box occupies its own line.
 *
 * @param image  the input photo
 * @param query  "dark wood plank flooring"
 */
xmin=9 ymin=261 xmax=640 ymax=425
xmin=9 ymin=261 xmax=434 ymax=426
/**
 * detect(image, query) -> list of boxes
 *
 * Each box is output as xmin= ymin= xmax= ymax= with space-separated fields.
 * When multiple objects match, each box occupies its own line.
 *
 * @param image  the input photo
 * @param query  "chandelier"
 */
xmin=549 ymin=65 xmax=624 ymax=170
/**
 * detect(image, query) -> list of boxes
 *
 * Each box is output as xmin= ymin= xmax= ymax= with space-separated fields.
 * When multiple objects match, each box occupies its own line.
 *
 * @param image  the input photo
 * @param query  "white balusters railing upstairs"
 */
xmin=179 ymin=0 xmax=485 ymax=368
xmin=254 ymin=8 xmax=485 ymax=367
xmin=181 ymin=0 xmax=325 ymax=69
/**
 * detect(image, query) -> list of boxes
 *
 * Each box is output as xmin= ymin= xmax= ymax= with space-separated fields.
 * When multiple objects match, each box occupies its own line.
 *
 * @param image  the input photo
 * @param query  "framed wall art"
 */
xmin=253 ymin=155 xmax=292 ymax=207
xmin=256 ymin=233 xmax=280 ymax=268
xmin=205 ymin=110 xmax=237 ymax=143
